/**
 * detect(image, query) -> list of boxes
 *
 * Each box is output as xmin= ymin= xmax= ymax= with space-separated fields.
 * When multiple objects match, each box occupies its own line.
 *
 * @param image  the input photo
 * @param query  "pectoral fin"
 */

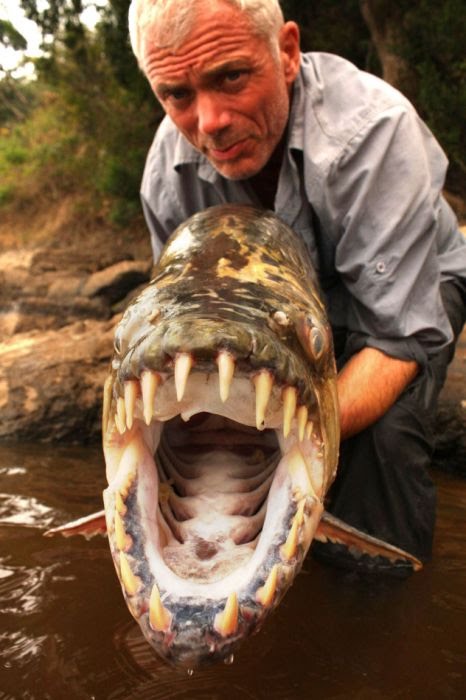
xmin=44 ymin=510 xmax=107 ymax=539
xmin=315 ymin=511 xmax=423 ymax=571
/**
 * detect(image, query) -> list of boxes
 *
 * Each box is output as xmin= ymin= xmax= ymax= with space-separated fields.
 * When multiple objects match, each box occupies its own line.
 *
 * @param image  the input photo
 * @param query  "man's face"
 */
xmin=143 ymin=2 xmax=300 ymax=180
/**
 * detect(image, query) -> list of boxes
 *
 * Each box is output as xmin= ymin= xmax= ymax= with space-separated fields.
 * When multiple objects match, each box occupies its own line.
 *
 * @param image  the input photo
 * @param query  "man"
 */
xmin=128 ymin=0 xmax=466 ymax=572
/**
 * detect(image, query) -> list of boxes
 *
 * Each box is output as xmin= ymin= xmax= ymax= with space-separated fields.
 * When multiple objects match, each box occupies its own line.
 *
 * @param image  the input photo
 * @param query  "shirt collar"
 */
xmin=287 ymin=61 xmax=305 ymax=153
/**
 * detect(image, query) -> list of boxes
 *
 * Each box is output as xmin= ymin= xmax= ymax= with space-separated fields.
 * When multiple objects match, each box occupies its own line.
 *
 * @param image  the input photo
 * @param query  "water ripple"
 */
xmin=0 ymin=493 xmax=55 ymax=529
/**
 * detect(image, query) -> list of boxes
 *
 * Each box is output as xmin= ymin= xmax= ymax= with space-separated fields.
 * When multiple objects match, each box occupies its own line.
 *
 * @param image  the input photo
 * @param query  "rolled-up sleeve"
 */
xmin=325 ymin=104 xmax=453 ymax=363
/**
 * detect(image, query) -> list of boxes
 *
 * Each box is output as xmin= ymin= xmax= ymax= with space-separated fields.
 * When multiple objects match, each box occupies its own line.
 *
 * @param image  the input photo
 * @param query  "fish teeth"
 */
xmin=149 ymin=583 xmax=172 ymax=632
xmin=114 ymin=509 xmax=132 ymax=551
xmin=253 ymin=370 xmax=274 ymax=430
xmin=141 ymin=370 xmax=160 ymax=425
xmin=115 ymin=491 xmax=127 ymax=516
xmin=280 ymin=509 xmax=300 ymax=561
xmin=305 ymin=420 xmax=314 ymax=440
xmin=297 ymin=405 xmax=308 ymax=442
xmin=124 ymin=380 xmax=139 ymax=430
xmin=217 ymin=350 xmax=235 ymax=402
xmin=115 ymin=396 xmax=126 ymax=434
xmin=113 ymin=363 xmax=312 ymax=447
xmin=119 ymin=552 xmax=141 ymax=596
xmin=214 ymin=592 xmax=239 ymax=637
xmin=174 ymin=353 xmax=193 ymax=401
xmin=282 ymin=386 xmax=297 ymax=438
xmin=256 ymin=564 xmax=279 ymax=607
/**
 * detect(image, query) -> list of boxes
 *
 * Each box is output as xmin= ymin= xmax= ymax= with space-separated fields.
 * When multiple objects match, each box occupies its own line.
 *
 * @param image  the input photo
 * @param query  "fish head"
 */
xmin=102 ymin=205 xmax=340 ymax=668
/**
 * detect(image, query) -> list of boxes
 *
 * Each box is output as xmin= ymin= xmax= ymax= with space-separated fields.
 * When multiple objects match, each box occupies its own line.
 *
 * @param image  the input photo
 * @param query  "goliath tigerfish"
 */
xmin=47 ymin=204 xmax=421 ymax=669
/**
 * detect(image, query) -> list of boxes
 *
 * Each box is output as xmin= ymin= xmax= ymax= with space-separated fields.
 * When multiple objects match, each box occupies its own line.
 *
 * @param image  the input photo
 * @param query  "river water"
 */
xmin=0 ymin=442 xmax=465 ymax=699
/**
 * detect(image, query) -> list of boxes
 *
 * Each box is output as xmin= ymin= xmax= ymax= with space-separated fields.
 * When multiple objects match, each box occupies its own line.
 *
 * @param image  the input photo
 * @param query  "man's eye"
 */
xmin=220 ymin=69 xmax=248 ymax=91
xmin=170 ymin=88 xmax=189 ymax=101
xmin=225 ymin=70 xmax=242 ymax=82
xmin=158 ymin=87 xmax=190 ymax=104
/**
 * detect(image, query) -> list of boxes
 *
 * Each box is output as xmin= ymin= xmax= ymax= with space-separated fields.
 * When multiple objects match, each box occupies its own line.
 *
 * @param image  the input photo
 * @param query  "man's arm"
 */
xmin=337 ymin=347 xmax=419 ymax=441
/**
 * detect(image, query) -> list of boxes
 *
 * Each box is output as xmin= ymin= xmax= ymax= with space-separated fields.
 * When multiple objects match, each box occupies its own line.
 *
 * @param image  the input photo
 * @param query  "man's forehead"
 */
xmin=146 ymin=30 xmax=268 ymax=80
xmin=143 ymin=3 xmax=270 ymax=80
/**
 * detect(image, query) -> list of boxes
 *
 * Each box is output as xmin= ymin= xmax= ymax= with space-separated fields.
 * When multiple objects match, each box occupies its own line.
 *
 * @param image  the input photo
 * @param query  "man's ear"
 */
xmin=279 ymin=21 xmax=300 ymax=85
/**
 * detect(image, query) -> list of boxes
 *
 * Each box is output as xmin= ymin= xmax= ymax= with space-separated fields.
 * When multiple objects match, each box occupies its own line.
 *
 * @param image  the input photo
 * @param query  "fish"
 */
xmin=46 ymin=204 xmax=422 ymax=669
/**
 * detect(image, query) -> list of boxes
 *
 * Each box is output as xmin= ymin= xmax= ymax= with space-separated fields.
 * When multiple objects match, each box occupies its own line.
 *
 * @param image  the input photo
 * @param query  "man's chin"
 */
xmin=207 ymin=156 xmax=264 ymax=182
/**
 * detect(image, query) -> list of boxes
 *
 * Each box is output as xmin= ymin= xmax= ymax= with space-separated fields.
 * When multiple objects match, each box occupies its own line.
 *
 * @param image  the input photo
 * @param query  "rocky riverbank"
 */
xmin=0 ymin=211 xmax=152 ymax=442
xmin=0 ymin=212 xmax=464 ymax=472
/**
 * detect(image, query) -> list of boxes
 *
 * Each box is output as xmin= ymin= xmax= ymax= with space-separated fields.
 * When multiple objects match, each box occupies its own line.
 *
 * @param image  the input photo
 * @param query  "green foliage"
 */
xmin=2 ymin=0 xmax=157 ymax=227
xmin=0 ymin=19 xmax=28 ymax=51
xmin=0 ymin=33 xmax=159 ymax=224
xmin=394 ymin=0 xmax=466 ymax=181
xmin=0 ymin=77 xmax=36 ymax=124
xmin=0 ymin=184 xmax=14 ymax=205
xmin=281 ymin=0 xmax=376 ymax=72
xmin=283 ymin=0 xmax=465 ymax=191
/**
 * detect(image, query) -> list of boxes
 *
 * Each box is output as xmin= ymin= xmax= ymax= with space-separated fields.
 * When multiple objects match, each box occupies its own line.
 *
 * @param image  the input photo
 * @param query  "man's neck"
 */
xmin=246 ymin=138 xmax=286 ymax=211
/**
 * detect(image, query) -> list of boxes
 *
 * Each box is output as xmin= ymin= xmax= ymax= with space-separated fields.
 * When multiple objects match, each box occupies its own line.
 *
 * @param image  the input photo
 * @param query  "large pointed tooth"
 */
xmin=295 ymin=498 xmax=306 ymax=526
xmin=141 ymin=371 xmax=160 ymax=426
xmin=256 ymin=564 xmax=279 ymax=607
xmin=214 ymin=592 xmax=238 ymax=636
xmin=149 ymin=583 xmax=172 ymax=633
xmin=115 ymin=491 xmax=127 ymax=516
xmin=124 ymin=380 xmax=138 ymax=430
xmin=217 ymin=350 xmax=235 ymax=402
xmin=116 ymin=397 xmax=126 ymax=434
xmin=119 ymin=552 xmax=141 ymax=596
xmin=253 ymin=370 xmax=273 ymax=430
xmin=306 ymin=420 xmax=314 ymax=441
xmin=102 ymin=376 xmax=113 ymax=436
xmin=114 ymin=509 xmax=132 ymax=551
xmin=282 ymin=386 xmax=297 ymax=438
xmin=287 ymin=445 xmax=315 ymax=497
xmin=280 ymin=510 xmax=300 ymax=561
xmin=174 ymin=353 xmax=193 ymax=401
xmin=297 ymin=405 xmax=308 ymax=442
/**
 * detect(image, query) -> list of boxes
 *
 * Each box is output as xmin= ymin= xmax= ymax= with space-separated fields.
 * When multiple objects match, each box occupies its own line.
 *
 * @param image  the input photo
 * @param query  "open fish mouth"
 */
xmin=102 ymin=205 xmax=340 ymax=668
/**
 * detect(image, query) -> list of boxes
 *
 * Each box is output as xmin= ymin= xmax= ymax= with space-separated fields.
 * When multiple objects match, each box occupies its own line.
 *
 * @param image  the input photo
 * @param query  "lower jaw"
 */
xmin=102 ymin=419 xmax=324 ymax=666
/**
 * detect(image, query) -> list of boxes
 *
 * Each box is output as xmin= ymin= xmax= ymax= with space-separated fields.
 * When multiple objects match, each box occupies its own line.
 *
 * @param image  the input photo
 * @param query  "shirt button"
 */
xmin=376 ymin=261 xmax=386 ymax=274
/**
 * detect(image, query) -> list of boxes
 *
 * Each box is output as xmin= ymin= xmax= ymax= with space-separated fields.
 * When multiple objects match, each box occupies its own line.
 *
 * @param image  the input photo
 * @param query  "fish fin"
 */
xmin=44 ymin=509 xmax=107 ymax=540
xmin=315 ymin=511 xmax=423 ymax=572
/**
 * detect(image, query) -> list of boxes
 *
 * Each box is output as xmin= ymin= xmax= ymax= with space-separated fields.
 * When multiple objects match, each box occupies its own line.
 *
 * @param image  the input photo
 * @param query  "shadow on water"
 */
xmin=0 ymin=442 xmax=465 ymax=699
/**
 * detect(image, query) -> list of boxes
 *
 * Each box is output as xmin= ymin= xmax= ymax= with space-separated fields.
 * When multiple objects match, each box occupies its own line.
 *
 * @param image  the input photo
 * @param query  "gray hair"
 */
xmin=128 ymin=0 xmax=285 ymax=71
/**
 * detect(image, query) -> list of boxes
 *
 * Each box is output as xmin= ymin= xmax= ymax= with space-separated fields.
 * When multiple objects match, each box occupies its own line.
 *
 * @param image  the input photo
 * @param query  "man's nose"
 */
xmin=196 ymin=92 xmax=231 ymax=135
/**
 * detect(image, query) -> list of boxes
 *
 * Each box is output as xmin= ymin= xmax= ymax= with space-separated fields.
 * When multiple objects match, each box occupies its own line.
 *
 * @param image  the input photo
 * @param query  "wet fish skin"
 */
xmin=46 ymin=205 xmax=421 ymax=669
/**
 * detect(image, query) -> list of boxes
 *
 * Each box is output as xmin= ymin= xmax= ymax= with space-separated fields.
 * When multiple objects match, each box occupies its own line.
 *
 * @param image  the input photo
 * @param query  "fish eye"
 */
xmin=310 ymin=327 xmax=325 ymax=360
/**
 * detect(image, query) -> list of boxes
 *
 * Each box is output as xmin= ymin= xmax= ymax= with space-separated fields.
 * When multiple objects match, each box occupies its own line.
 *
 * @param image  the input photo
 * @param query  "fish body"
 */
xmin=93 ymin=204 xmax=419 ymax=668
xmin=101 ymin=204 xmax=338 ymax=667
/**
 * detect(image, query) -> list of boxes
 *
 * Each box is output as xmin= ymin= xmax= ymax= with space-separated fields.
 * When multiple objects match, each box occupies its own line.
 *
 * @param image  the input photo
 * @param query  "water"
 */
xmin=0 ymin=442 xmax=465 ymax=699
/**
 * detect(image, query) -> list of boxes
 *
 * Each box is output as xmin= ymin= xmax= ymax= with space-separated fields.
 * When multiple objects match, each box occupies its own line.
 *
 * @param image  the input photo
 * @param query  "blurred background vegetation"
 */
xmin=0 ymin=0 xmax=465 ymax=236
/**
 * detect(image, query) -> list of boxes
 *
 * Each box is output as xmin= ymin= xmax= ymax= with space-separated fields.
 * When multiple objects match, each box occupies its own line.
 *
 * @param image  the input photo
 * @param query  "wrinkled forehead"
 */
xmin=139 ymin=0 xmax=277 ymax=69
xmin=142 ymin=2 xmax=274 ymax=81
xmin=144 ymin=16 xmax=267 ymax=78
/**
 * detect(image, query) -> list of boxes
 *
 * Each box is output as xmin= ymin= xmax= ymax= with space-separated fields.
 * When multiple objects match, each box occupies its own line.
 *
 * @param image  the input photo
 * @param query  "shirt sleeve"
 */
xmin=324 ymin=103 xmax=454 ymax=363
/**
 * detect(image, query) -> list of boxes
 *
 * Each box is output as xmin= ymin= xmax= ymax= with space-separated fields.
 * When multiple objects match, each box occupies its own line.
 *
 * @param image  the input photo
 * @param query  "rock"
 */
xmin=0 ymin=319 xmax=115 ymax=443
xmin=0 ymin=245 xmax=151 ymax=335
xmin=0 ymin=232 xmax=151 ymax=442
xmin=81 ymin=259 xmax=152 ymax=303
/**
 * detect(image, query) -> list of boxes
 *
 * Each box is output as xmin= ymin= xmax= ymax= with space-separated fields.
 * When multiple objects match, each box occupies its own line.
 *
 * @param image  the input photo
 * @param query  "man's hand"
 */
xmin=337 ymin=347 xmax=419 ymax=441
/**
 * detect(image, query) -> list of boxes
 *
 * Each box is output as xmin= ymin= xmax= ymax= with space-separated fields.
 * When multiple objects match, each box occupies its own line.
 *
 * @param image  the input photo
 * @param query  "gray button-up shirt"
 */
xmin=141 ymin=53 xmax=466 ymax=364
